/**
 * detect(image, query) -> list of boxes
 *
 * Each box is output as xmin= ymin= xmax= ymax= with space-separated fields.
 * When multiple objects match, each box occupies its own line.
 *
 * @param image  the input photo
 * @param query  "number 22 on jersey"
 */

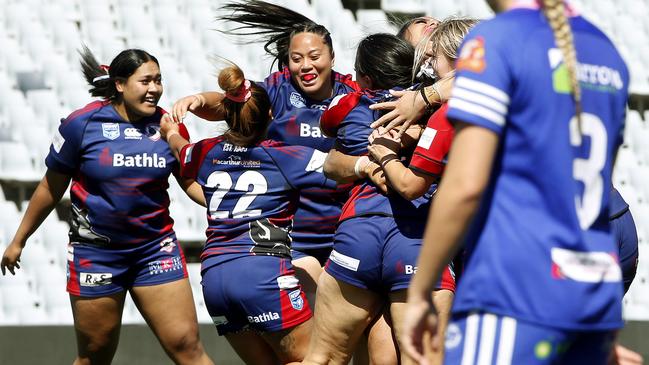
xmin=205 ymin=170 xmax=268 ymax=219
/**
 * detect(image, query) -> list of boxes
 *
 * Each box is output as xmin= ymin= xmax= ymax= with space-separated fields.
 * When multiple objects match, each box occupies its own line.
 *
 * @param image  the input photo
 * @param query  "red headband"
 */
xmin=225 ymin=80 xmax=252 ymax=103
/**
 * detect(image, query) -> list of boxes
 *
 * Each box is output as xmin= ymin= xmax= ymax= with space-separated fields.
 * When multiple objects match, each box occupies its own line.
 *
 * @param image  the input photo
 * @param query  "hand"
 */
xmin=160 ymin=114 xmax=180 ymax=141
xmin=401 ymin=295 xmax=439 ymax=365
xmin=1 ymin=241 xmax=24 ymax=275
xmin=172 ymin=94 xmax=204 ymax=123
xmin=367 ymin=144 xmax=398 ymax=165
xmin=609 ymin=343 xmax=644 ymax=365
xmin=365 ymin=162 xmax=388 ymax=194
xmin=369 ymin=127 xmax=401 ymax=149
xmin=369 ymin=90 xmax=425 ymax=137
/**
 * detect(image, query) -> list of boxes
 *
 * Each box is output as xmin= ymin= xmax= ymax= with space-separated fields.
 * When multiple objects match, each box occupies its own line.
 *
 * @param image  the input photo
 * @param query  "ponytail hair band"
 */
xmin=93 ymin=64 xmax=111 ymax=83
xmin=225 ymin=79 xmax=252 ymax=103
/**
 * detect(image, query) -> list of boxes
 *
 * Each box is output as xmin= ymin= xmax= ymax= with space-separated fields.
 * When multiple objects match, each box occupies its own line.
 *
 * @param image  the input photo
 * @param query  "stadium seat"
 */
xmin=0 ymin=141 xmax=41 ymax=182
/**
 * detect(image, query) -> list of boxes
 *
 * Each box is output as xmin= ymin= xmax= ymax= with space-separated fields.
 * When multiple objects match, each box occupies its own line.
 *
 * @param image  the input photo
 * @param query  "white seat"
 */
xmin=122 ymin=293 xmax=146 ymax=324
xmin=0 ymin=141 xmax=41 ymax=182
xmin=356 ymin=9 xmax=396 ymax=35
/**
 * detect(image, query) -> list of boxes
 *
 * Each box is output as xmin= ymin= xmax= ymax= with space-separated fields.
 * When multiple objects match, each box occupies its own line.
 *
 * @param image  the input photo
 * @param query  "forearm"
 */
xmin=12 ymin=170 xmax=69 ymax=246
xmin=191 ymin=92 xmax=226 ymax=121
xmin=381 ymin=159 xmax=433 ymax=200
xmin=324 ymin=148 xmax=366 ymax=183
xmin=166 ymin=131 xmax=190 ymax=161
xmin=177 ymin=178 xmax=206 ymax=207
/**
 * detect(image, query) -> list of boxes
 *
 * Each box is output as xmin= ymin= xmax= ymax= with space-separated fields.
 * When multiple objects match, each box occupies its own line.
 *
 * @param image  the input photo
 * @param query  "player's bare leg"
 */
xmin=262 ymin=319 xmax=313 ymax=364
xmin=226 ymin=330 xmax=280 ymax=365
xmin=302 ymin=271 xmax=383 ymax=365
xmin=293 ymin=255 xmax=323 ymax=306
xmin=131 ymin=279 xmax=214 ymax=365
xmin=71 ymin=291 xmax=126 ymax=365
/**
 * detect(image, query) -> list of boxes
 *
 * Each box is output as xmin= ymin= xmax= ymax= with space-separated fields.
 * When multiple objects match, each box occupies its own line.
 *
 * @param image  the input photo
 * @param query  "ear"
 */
xmin=331 ymin=51 xmax=335 ymax=68
xmin=360 ymin=74 xmax=373 ymax=89
xmin=115 ymin=79 xmax=125 ymax=93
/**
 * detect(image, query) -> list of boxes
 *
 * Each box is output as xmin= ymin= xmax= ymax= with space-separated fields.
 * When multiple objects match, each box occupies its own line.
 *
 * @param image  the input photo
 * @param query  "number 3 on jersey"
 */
xmin=570 ymin=113 xmax=607 ymax=230
xmin=206 ymin=170 xmax=268 ymax=219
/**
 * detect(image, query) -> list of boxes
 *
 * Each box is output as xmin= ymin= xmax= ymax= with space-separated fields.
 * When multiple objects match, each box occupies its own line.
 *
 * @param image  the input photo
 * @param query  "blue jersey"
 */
xmin=46 ymin=100 xmax=185 ymax=246
xmin=447 ymin=9 xmax=628 ymax=330
xmin=259 ymin=68 xmax=359 ymax=250
xmin=178 ymin=137 xmax=337 ymax=269
xmin=320 ymin=90 xmax=434 ymax=222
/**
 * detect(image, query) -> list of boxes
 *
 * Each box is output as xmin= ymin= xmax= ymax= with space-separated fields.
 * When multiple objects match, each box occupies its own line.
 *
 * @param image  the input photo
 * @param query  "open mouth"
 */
xmin=301 ymin=74 xmax=317 ymax=84
xmin=143 ymin=96 xmax=158 ymax=106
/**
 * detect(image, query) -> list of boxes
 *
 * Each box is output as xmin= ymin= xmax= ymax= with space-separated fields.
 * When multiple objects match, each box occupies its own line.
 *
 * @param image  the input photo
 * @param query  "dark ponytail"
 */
xmin=216 ymin=63 xmax=271 ymax=146
xmin=79 ymin=46 xmax=160 ymax=100
xmin=219 ymin=0 xmax=334 ymax=70
xmin=355 ymin=33 xmax=414 ymax=90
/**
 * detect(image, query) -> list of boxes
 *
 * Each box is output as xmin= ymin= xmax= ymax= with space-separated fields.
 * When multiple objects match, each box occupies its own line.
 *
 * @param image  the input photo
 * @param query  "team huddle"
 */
xmin=0 ymin=0 xmax=641 ymax=364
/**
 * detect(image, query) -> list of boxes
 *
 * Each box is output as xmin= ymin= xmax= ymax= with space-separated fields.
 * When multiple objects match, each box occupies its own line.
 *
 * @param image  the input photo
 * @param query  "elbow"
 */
xmin=452 ymin=177 xmax=487 ymax=206
xmin=399 ymin=187 xmax=426 ymax=201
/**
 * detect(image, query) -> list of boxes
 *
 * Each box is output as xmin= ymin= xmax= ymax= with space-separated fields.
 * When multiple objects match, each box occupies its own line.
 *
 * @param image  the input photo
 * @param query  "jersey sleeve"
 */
xmin=320 ymin=92 xmax=363 ymax=138
xmin=447 ymin=24 xmax=513 ymax=135
xmin=410 ymin=104 xmax=454 ymax=177
xmin=258 ymin=69 xmax=288 ymax=104
xmin=179 ymin=137 xmax=221 ymax=181
xmin=45 ymin=115 xmax=85 ymax=175
xmin=266 ymin=144 xmax=337 ymax=190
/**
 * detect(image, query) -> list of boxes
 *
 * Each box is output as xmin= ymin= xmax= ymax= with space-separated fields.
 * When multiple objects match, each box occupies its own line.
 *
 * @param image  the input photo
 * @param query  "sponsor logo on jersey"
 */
xmin=288 ymin=289 xmax=304 ymax=310
xmin=102 ymin=123 xmax=120 ymax=140
xmin=417 ymin=127 xmax=438 ymax=150
xmin=299 ymin=123 xmax=325 ymax=138
xmin=305 ymin=149 xmax=327 ymax=173
xmin=52 ymin=129 xmax=65 ymax=153
xmin=548 ymin=48 xmax=624 ymax=93
xmin=124 ymin=127 xmax=143 ymax=139
xmin=145 ymin=124 xmax=161 ymax=141
xmin=113 ymin=153 xmax=167 ymax=168
xmin=310 ymin=103 xmax=328 ymax=111
xmin=456 ymin=36 xmax=485 ymax=73
xmin=223 ymin=143 xmax=248 ymax=152
xmin=213 ymin=154 xmax=261 ymax=168
xmin=405 ymin=265 xmax=417 ymax=275
xmin=80 ymin=272 xmax=113 ymax=287
xmin=248 ymin=311 xmax=280 ymax=323
xmin=290 ymin=92 xmax=306 ymax=108
xmin=148 ymin=256 xmax=183 ymax=275
xmin=550 ymin=247 xmax=621 ymax=283
xmin=159 ymin=237 xmax=176 ymax=253
xmin=445 ymin=323 xmax=462 ymax=349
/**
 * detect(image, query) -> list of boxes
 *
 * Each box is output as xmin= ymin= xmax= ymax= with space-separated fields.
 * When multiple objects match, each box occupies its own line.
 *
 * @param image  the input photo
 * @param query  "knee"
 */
xmin=163 ymin=324 xmax=205 ymax=359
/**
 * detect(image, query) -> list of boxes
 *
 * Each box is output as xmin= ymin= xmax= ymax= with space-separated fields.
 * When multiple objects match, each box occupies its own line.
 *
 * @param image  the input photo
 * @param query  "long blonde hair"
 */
xmin=412 ymin=17 xmax=479 ymax=82
xmin=541 ymin=0 xmax=581 ymax=121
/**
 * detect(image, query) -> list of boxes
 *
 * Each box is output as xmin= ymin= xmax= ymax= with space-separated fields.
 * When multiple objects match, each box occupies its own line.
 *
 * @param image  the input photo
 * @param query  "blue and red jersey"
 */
xmin=409 ymin=103 xmax=454 ymax=177
xmin=447 ymin=8 xmax=628 ymax=330
xmin=320 ymin=89 xmax=435 ymax=222
xmin=178 ymin=137 xmax=337 ymax=270
xmin=46 ymin=100 xmax=187 ymax=246
xmin=259 ymin=68 xmax=359 ymax=250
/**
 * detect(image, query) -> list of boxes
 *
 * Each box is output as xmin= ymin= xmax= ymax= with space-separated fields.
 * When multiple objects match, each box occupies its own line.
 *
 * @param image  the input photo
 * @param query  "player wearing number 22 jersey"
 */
xmin=442 ymin=5 xmax=629 ymax=364
xmin=179 ymin=136 xmax=337 ymax=334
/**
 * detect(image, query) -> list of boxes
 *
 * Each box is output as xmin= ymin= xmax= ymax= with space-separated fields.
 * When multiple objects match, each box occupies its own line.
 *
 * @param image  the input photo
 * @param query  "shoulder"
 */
xmin=264 ymin=67 xmax=292 ymax=87
xmin=332 ymin=70 xmax=361 ymax=92
xmin=320 ymin=91 xmax=369 ymax=137
xmin=62 ymin=100 xmax=109 ymax=127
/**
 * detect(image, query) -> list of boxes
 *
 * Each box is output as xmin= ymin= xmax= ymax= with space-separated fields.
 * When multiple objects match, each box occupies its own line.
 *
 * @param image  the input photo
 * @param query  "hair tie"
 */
xmin=225 ymin=80 xmax=252 ymax=103
xmin=93 ymin=64 xmax=111 ymax=83
xmin=92 ymin=75 xmax=110 ymax=83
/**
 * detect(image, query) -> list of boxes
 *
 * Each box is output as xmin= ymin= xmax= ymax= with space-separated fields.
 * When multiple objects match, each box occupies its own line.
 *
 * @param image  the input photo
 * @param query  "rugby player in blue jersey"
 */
xmin=161 ymin=62 xmax=339 ymax=365
xmin=402 ymin=0 xmax=632 ymax=364
xmin=1 ymin=48 xmax=214 ymax=365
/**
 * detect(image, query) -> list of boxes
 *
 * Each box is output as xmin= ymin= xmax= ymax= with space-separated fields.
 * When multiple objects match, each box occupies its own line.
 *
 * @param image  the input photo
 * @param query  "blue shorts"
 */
xmin=202 ymin=255 xmax=312 ymax=335
xmin=66 ymin=234 xmax=187 ymax=297
xmin=325 ymin=215 xmax=456 ymax=293
xmin=444 ymin=312 xmax=615 ymax=365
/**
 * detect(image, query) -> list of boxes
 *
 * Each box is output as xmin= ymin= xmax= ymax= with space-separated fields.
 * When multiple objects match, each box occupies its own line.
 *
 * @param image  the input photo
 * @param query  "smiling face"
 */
xmin=288 ymin=32 xmax=334 ymax=101
xmin=432 ymin=48 xmax=454 ymax=79
xmin=115 ymin=60 xmax=162 ymax=121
